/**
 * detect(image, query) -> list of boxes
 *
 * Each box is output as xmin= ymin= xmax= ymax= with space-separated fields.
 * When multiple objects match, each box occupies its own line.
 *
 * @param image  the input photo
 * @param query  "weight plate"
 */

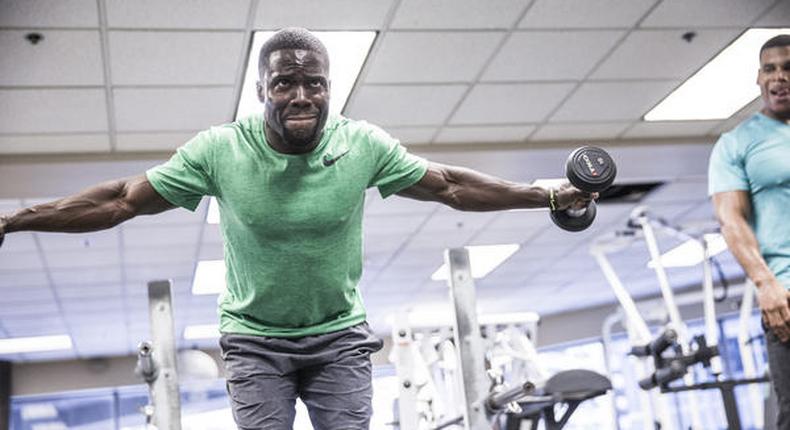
xmin=566 ymin=146 xmax=617 ymax=192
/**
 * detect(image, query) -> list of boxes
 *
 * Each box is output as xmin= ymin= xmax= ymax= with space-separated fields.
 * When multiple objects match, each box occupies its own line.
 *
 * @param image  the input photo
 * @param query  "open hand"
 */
xmin=554 ymin=182 xmax=598 ymax=211
xmin=757 ymin=279 xmax=790 ymax=342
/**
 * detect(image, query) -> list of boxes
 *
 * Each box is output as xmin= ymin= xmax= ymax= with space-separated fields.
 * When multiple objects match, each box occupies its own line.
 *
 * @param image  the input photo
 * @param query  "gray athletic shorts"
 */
xmin=219 ymin=322 xmax=384 ymax=430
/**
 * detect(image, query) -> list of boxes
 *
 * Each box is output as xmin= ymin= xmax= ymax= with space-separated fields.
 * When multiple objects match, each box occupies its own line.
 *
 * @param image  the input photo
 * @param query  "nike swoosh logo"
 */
xmin=322 ymin=149 xmax=350 ymax=167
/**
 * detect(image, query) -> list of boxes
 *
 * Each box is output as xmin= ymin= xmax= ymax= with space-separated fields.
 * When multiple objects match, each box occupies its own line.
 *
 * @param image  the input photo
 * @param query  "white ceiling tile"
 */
xmin=451 ymin=83 xmax=574 ymax=124
xmin=642 ymin=179 xmax=708 ymax=203
xmin=641 ymin=0 xmax=775 ymax=28
xmin=110 ymin=31 xmax=244 ymax=85
xmin=0 ymin=89 xmax=108 ymax=133
xmin=58 ymin=283 xmax=123 ymax=299
xmin=255 ymin=0 xmax=392 ymax=29
xmin=0 ymin=134 xmax=111 ymax=154
xmin=406 ymin=230 xmax=476 ymax=249
xmin=50 ymin=266 xmax=122 ymax=286
xmin=364 ymin=213 xmax=429 ymax=235
xmin=756 ymin=1 xmax=790 ymax=26
xmin=0 ymin=30 xmax=103 ymax=86
xmin=346 ymin=85 xmax=467 ymax=126
xmin=116 ymin=132 xmax=199 ymax=152
xmin=530 ymin=122 xmax=630 ymax=141
xmin=484 ymin=30 xmax=624 ymax=81
xmin=435 ymin=125 xmax=534 ymax=143
xmin=392 ymin=0 xmax=526 ymax=29
xmin=365 ymin=32 xmax=505 ymax=83
xmin=0 ymin=271 xmax=49 ymax=288
xmin=39 ymin=230 xmax=119 ymax=252
xmin=365 ymin=193 xmax=439 ymax=216
xmin=0 ymin=0 xmax=99 ymax=28
xmin=124 ymin=263 xmax=195 ymax=283
xmin=550 ymin=81 xmax=679 ymax=122
xmin=384 ymin=127 xmax=437 ymax=145
xmin=0 ymin=301 xmax=58 ymax=317
xmin=122 ymin=204 xmax=207 ymax=227
xmin=0 ymin=232 xmax=37 ymax=252
xmin=44 ymin=248 xmax=121 ymax=269
xmin=623 ymin=120 xmax=719 ymax=138
xmin=123 ymin=224 xmax=200 ymax=248
xmin=198 ymin=244 xmax=223 ymax=260
xmin=592 ymin=29 xmax=742 ymax=80
xmin=62 ymin=297 xmax=124 ymax=314
xmin=519 ymin=0 xmax=656 ymax=29
xmin=113 ymin=87 xmax=233 ymax=132
xmin=0 ymin=252 xmax=42 ymax=271
xmin=106 ymin=0 xmax=251 ymax=29
xmin=124 ymin=246 xmax=196 ymax=265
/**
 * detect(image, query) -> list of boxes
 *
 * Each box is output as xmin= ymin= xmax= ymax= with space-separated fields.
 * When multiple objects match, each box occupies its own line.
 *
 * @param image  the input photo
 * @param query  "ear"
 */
xmin=256 ymin=80 xmax=266 ymax=103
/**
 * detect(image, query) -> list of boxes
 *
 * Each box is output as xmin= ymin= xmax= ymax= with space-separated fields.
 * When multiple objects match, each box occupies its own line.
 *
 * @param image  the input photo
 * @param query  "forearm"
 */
xmin=720 ymin=220 xmax=776 ymax=287
xmin=432 ymin=165 xmax=549 ymax=211
xmin=3 ymin=179 xmax=137 ymax=234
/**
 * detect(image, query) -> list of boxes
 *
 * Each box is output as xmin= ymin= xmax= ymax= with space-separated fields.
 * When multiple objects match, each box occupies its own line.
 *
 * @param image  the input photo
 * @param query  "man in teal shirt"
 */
xmin=0 ymin=28 xmax=594 ymax=429
xmin=709 ymin=34 xmax=790 ymax=429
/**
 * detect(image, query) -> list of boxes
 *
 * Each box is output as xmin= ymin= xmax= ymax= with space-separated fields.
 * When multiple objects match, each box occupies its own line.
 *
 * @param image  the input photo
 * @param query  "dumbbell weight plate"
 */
xmin=566 ymin=146 xmax=616 ymax=193
xmin=550 ymin=200 xmax=597 ymax=232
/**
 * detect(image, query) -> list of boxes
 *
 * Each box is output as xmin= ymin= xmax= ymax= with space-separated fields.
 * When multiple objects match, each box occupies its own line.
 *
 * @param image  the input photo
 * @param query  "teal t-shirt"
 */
xmin=146 ymin=114 xmax=428 ymax=337
xmin=708 ymin=113 xmax=790 ymax=288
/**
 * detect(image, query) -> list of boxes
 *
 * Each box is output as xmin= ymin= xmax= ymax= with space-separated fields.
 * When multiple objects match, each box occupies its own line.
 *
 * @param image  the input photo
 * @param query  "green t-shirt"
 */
xmin=146 ymin=114 xmax=428 ymax=337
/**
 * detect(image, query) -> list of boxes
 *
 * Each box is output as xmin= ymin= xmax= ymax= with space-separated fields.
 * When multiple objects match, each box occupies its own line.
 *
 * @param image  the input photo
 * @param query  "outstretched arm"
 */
xmin=0 ymin=174 xmax=174 ymax=246
xmin=396 ymin=162 xmax=592 ymax=211
xmin=713 ymin=190 xmax=790 ymax=341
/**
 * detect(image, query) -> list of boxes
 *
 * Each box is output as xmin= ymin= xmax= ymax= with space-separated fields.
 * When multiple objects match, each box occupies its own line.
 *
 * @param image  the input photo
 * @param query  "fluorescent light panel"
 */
xmin=431 ymin=244 xmax=520 ymax=281
xmin=207 ymin=197 xmax=220 ymax=224
xmin=183 ymin=324 xmax=220 ymax=340
xmin=0 ymin=335 xmax=72 ymax=354
xmin=648 ymin=233 xmax=728 ymax=268
xmin=235 ymin=31 xmax=376 ymax=120
xmin=192 ymin=260 xmax=226 ymax=295
xmin=645 ymin=28 xmax=790 ymax=121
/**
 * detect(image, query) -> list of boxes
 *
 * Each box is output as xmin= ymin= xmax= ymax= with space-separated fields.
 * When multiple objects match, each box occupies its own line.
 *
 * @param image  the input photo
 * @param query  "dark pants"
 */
xmin=765 ymin=323 xmax=790 ymax=430
xmin=219 ymin=323 xmax=384 ymax=430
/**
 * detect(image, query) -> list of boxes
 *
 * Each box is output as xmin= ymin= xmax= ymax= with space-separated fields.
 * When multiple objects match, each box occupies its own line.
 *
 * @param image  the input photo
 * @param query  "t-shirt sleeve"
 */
xmin=146 ymin=130 xmax=218 ymax=211
xmin=708 ymin=133 xmax=749 ymax=196
xmin=366 ymin=125 xmax=428 ymax=198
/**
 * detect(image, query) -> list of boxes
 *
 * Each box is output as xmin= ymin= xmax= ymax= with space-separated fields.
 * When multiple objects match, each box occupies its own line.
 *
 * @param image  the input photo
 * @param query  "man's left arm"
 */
xmin=396 ymin=162 xmax=593 ymax=212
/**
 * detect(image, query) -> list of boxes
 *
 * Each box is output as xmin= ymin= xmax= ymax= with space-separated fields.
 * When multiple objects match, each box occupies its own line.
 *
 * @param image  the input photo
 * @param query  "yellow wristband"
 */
xmin=549 ymin=188 xmax=557 ymax=211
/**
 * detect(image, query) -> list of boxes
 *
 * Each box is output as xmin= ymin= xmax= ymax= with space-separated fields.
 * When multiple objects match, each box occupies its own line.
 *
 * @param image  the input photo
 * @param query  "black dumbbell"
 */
xmin=550 ymin=146 xmax=616 ymax=232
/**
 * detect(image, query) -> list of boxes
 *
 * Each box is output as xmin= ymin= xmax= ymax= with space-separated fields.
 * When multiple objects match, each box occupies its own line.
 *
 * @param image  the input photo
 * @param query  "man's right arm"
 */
xmin=0 ymin=174 xmax=174 ymax=246
xmin=713 ymin=190 xmax=790 ymax=341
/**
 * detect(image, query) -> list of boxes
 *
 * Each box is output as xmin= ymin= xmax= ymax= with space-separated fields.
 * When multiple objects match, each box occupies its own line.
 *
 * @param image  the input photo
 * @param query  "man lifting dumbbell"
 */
xmin=0 ymin=28 xmax=612 ymax=429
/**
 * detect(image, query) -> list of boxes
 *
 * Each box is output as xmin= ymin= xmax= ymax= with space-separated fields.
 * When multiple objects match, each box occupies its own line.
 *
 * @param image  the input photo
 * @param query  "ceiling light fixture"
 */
xmin=648 ymin=233 xmax=728 ymax=268
xmin=0 ymin=335 xmax=72 ymax=355
xmin=192 ymin=260 xmax=226 ymax=295
xmin=431 ymin=244 xmax=520 ymax=281
xmin=645 ymin=28 xmax=790 ymax=121
xmin=235 ymin=31 xmax=377 ymax=120
xmin=183 ymin=324 xmax=220 ymax=340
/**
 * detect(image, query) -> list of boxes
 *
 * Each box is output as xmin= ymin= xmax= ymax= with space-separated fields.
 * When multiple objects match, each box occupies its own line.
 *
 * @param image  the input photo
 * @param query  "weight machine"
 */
xmin=391 ymin=248 xmax=612 ymax=430
xmin=592 ymin=206 xmax=770 ymax=430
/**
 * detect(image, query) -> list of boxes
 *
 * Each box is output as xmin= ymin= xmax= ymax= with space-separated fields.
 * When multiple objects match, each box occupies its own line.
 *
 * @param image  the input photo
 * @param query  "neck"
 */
xmin=263 ymin=123 xmax=319 ymax=154
xmin=761 ymin=107 xmax=790 ymax=124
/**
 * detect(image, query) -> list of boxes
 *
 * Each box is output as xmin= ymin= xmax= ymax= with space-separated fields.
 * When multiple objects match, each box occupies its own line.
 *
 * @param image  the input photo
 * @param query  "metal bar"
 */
xmin=720 ymin=385 xmax=742 ymax=430
xmin=0 ymin=361 xmax=9 ymax=430
xmin=701 ymin=235 xmax=723 ymax=375
xmin=391 ymin=314 xmax=420 ymax=430
xmin=147 ymin=280 xmax=182 ymax=430
xmin=445 ymin=248 xmax=489 ymax=430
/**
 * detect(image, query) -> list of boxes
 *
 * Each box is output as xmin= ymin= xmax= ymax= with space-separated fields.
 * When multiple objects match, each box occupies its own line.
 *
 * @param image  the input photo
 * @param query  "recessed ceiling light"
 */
xmin=0 ymin=335 xmax=72 ymax=354
xmin=648 ymin=233 xmax=728 ymax=268
xmin=431 ymin=244 xmax=520 ymax=281
xmin=206 ymin=197 xmax=220 ymax=224
xmin=192 ymin=260 xmax=226 ymax=295
xmin=183 ymin=324 xmax=220 ymax=340
xmin=235 ymin=31 xmax=377 ymax=120
xmin=645 ymin=28 xmax=790 ymax=121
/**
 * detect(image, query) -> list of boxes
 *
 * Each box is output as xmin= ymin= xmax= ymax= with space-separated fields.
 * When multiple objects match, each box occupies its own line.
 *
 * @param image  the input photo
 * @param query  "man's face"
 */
xmin=258 ymin=49 xmax=330 ymax=151
xmin=758 ymin=45 xmax=790 ymax=120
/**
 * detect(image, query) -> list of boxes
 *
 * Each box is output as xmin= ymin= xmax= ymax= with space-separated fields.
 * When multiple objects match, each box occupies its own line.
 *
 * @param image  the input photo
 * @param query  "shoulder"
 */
xmin=714 ymin=114 xmax=765 ymax=156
